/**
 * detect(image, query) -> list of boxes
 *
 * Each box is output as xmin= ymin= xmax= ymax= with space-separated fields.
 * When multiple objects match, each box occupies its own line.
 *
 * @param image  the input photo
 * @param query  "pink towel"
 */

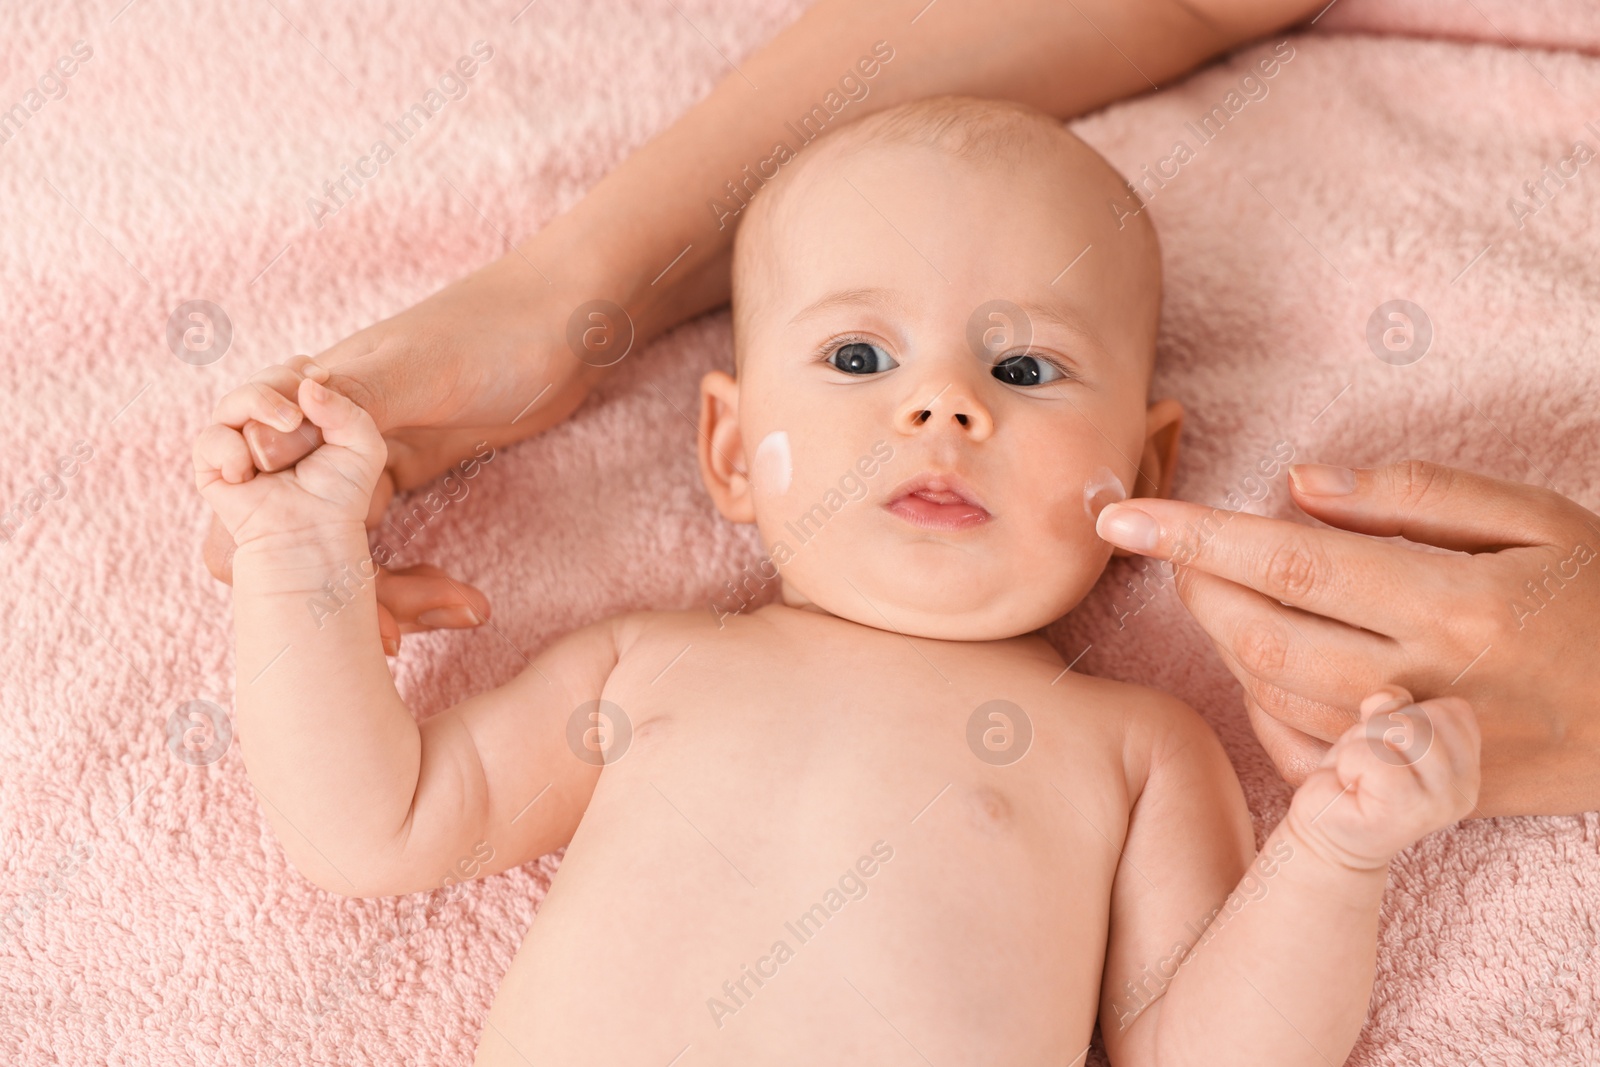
xmin=1 ymin=0 xmax=1593 ymax=1063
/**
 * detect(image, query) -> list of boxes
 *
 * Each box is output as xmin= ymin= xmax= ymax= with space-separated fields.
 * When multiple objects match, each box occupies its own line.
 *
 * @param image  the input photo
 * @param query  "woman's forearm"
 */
xmin=532 ymin=0 xmax=1325 ymax=341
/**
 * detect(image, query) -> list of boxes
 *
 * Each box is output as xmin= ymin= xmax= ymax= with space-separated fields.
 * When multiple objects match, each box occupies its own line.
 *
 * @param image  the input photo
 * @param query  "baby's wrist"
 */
xmin=230 ymin=523 xmax=375 ymax=596
xmin=1277 ymin=805 xmax=1395 ymax=881
xmin=1259 ymin=825 xmax=1389 ymax=926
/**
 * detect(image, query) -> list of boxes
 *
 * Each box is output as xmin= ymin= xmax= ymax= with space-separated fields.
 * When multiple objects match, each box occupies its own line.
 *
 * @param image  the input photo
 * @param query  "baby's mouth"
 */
xmin=883 ymin=475 xmax=992 ymax=532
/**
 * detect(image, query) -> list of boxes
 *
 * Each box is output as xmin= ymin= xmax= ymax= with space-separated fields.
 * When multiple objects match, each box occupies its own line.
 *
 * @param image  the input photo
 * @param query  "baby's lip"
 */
xmin=883 ymin=471 xmax=992 ymax=532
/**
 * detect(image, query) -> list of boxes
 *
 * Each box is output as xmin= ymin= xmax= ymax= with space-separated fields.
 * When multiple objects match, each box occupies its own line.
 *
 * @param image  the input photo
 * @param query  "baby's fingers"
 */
xmin=1327 ymin=719 xmax=1421 ymax=804
xmin=1336 ymin=694 xmax=1479 ymax=815
xmin=299 ymin=377 xmax=381 ymax=452
xmin=294 ymin=377 xmax=386 ymax=504
xmin=1395 ymin=696 xmax=1481 ymax=815
xmin=211 ymin=358 xmax=331 ymax=473
xmin=193 ymin=422 xmax=257 ymax=486
xmin=211 ymin=366 xmax=307 ymax=431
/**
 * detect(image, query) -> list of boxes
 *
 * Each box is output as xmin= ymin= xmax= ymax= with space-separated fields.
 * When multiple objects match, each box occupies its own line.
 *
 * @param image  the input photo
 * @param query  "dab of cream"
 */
xmin=753 ymin=430 xmax=792 ymax=495
xmin=1083 ymin=466 xmax=1127 ymax=520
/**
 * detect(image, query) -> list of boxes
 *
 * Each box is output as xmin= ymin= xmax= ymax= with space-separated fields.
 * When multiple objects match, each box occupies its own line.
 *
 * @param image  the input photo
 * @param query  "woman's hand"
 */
xmin=199 ymin=252 xmax=622 ymax=651
xmin=1095 ymin=460 xmax=1600 ymax=817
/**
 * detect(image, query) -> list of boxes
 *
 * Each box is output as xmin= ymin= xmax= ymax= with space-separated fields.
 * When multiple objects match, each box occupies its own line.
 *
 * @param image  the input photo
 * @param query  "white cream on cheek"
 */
xmin=753 ymin=430 xmax=792 ymax=496
xmin=1083 ymin=466 xmax=1127 ymax=520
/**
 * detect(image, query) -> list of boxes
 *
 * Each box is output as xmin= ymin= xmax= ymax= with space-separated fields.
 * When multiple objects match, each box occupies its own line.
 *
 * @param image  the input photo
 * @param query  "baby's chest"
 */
xmin=592 ymin=630 xmax=1133 ymax=891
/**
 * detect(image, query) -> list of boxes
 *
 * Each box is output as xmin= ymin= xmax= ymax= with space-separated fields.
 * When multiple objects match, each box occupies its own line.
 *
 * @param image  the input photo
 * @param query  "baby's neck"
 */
xmin=767 ymin=583 xmax=1054 ymax=651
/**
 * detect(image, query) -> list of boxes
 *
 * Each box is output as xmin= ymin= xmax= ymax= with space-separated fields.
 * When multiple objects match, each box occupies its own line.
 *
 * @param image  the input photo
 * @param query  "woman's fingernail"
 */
xmin=1289 ymin=463 xmax=1355 ymax=495
xmin=1361 ymin=687 xmax=1410 ymax=716
xmin=418 ymin=605 xmax=482 ymax=628
xmin=1095 ymin=503 xmax=1160 ymax=552
xmin=382 ymin=636 xmax=400 ymax=656
xmin=303 ymin=361 xmax=330 ymax=382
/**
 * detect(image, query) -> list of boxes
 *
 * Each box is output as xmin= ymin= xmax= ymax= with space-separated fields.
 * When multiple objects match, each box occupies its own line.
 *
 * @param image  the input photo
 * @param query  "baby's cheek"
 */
xmin=1037 ymin=478 xmax=1117 ymax=590
xmin=1042 ymin=469 xmax=1120 ymax=545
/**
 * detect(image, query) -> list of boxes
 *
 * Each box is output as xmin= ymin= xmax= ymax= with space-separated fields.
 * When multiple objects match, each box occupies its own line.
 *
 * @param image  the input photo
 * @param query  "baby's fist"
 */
xmin=194 ymin=374 xmax=387 ymax=550
xmin=1284 ymin=687 xmax=1481 ymax=871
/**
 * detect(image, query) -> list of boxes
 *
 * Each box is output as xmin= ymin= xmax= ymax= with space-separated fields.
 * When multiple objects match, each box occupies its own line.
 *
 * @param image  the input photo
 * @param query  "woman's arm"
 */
xmin=569 ymin=0 xmax=1332 ymax=348
xmin=224 ymin=0 xmax=1331 ymax=459
xmin=202 ymin=0 xmax=1329 ymax=633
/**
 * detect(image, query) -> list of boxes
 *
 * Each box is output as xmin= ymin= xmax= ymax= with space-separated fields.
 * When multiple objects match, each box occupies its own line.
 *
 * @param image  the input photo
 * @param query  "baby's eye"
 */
xmin=828 ymin=340 xmax=899 ymax=376
xmin=992 ymin=353 xmax=1069 ymax=387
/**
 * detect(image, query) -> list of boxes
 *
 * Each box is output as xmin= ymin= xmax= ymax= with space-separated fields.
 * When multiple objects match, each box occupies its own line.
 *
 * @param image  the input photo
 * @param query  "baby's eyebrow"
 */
xmin=1012 ymin=301 xmax=1108 ymax=359
xmin=786 ymin=286 xmax=909 ymax=327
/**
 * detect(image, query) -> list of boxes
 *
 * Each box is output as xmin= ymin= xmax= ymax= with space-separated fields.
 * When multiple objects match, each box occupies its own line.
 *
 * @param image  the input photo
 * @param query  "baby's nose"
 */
xmin=896 ymin=380 xmax=994 ymax=440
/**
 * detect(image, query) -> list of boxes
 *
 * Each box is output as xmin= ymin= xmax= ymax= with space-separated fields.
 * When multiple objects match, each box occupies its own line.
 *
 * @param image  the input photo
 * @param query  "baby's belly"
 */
xmin=474 ymin=711 xmax=1125 ymax=1067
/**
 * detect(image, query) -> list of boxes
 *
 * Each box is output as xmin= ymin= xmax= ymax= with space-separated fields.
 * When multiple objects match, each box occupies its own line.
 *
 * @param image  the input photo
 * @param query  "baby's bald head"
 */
xmin=730 ymin=95 xmax=1162 ymax=381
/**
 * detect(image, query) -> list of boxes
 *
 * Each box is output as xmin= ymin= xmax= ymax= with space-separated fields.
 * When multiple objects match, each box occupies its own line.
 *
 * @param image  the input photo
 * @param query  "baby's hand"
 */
xmin=193 ymin=370 xmax=387 ymax=552
xmin=1284 ymin=686 xmax=1481 ymax=871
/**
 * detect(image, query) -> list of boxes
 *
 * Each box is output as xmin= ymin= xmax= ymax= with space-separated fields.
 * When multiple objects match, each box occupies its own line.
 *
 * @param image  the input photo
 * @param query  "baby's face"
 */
xmin=702 ymin=140 xmax=1173 ymax=641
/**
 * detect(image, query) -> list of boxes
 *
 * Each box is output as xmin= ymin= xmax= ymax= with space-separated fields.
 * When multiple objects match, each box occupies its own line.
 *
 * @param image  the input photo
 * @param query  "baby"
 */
xmin=194 ymin=95 xmax=1479 ymax=1066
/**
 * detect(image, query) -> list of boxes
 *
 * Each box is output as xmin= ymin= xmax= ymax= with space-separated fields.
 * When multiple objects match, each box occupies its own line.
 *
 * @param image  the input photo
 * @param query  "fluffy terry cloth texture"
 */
xmin=0 ymin=0 xmax=1596 ymax=1063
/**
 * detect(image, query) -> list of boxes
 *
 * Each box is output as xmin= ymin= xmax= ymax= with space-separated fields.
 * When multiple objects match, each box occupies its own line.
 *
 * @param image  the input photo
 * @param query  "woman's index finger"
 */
xmin=1097 ymin=498 xmax=1451 ymax=634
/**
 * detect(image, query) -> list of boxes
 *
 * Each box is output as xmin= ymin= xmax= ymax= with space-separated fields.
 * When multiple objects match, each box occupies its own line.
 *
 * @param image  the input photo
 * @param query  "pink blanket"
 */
xmin=2 ymin=0 xmax=1594 ymax=1063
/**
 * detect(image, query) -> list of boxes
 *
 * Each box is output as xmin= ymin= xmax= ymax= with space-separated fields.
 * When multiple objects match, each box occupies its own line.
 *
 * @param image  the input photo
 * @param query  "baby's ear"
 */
xmin=1133 ymin=398 xmax=1183 ymax=500
xmin=697 ymin=370 xmax=756 ymax=523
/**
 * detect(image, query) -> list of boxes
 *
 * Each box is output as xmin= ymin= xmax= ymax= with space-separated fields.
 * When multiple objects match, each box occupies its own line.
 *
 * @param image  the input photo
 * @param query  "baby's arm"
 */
xmin=195 ymin=377 xmax=619 ymax=897
xmin=1099 ymin=690 xmax=1480 ymax=1067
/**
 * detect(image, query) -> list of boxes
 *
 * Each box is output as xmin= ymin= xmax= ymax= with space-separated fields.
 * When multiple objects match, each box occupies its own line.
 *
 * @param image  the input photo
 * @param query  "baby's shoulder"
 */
xmin=1042 ymin=669 xmax=1206 ymax=734
xmin=601 ymin=605 xmax=725 ymax=660
xmin=1041 ymin=670 xmax=1228 ymax=790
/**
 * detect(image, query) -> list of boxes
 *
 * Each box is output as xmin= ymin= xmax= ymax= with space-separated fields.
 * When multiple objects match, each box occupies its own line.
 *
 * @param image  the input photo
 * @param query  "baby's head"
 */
xmin=698 ymin=95 xmax=1181 ymax=641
